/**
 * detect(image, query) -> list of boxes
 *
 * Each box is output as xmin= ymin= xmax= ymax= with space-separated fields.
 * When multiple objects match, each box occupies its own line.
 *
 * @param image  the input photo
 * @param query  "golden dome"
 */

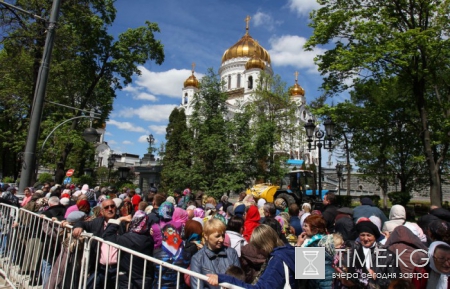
xmin=245 ymin=51 xmax=266 ymax=70
xmin=184 ymin=62 xmax=199 ymax=88
xmin=245 ymin=57 xmax=266 ymax=70
xmin=221 ymin=16 xmax=271 ymax=64
xmin=289 ymin=71 xmax=305 ymax=97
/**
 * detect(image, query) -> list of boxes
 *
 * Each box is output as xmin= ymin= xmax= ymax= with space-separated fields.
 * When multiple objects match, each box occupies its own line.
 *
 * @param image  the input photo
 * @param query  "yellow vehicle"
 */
xmin=246 ymin=169 xmax=317 ymax=210
xmin=246 ymin=183 xmax=280 ymax=203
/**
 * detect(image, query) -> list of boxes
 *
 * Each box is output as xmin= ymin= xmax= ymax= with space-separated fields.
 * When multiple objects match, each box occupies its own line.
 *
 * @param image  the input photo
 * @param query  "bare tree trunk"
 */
xmin=415 ymin=81 xmax=442 ymax=207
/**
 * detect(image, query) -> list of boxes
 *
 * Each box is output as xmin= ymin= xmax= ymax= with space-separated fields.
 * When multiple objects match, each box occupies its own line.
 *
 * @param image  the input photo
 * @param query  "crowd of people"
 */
xmin=0 ymin=182 xmax=450 ymax=289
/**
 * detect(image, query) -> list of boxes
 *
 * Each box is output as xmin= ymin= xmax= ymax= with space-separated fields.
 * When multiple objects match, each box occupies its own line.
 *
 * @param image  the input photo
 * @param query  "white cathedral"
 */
xmin=180 ymin=16 xmax=319 ymax=167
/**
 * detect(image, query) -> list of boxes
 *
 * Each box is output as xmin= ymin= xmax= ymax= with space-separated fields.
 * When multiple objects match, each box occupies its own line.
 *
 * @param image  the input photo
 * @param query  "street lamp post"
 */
xmin=147 ymin=134 xmax=155 ymax=154
xmin=107 ymin=154 xmax=115 ymax=182
xmin=336 ymin=163 xmax=344 ymax=196
xmin=304 ymin=117 xmax=336 ymax=199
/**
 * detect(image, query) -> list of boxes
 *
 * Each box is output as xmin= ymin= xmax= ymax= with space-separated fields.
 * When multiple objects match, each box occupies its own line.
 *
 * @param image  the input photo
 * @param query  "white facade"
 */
xmin=180 ymin=21 xmax=318 ymax=166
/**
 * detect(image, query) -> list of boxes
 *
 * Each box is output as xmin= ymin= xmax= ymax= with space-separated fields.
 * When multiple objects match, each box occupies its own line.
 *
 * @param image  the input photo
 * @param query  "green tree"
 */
xmin=0 ymin=0 xmax=164 ymax=181
xmin=189 ymin=68 xmax=237 ymax=199
xmin=250 ymin=72 xmax=298 ymax=183
xmin=160 ymin=108 xmax=193 ymax=192
xmin=306 ymin=0 xmax=450 ymax=206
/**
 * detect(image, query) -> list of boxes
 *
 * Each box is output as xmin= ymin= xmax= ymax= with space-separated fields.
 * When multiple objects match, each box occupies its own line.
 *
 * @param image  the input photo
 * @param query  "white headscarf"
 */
xmin=428 ymin=241 xmax=450 ymax=289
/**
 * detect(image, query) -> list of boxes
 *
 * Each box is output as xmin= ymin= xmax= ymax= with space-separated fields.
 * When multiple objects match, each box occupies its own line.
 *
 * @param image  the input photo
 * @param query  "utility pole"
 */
xmin=18 ymin=0 xmax=62 ymax=193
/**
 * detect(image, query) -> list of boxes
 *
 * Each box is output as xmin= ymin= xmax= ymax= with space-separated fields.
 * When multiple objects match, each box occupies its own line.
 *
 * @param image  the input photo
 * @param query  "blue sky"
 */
xmin=105 ymin=0 xmax=342 ymax=162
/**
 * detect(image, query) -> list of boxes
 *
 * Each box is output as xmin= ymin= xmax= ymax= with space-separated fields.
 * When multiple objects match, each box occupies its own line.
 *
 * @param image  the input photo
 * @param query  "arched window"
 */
xmin=237 ymin=74 xmax=241 ymax=88
xmin=228 ymin=75 xmax=231 ymax=89
xmin=248 ymin=76 xmax=253 ymax=89
xmin=184 ymin=93 xmax=188 ymax=104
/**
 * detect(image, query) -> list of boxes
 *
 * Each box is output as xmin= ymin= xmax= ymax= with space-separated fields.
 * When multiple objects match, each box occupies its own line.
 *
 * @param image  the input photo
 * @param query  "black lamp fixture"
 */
xmin=118 ymin=167 xmax=130 ymax=181
xmin=335 ymin=163 xmax=344 ymax=195
xmin=82 ymin=127 xmax=99 ymax=143
xmin=304 ymin=117 xmax=336 ymax=199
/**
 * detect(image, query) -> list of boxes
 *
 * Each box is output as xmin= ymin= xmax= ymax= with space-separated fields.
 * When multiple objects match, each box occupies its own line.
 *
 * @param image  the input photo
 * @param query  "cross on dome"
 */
xmin=245 ymin=15 xmax=251 ymax=35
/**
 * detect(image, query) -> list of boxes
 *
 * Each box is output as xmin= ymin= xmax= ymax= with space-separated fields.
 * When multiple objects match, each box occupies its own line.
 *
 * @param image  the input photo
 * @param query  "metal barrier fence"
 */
xmin=0 ymin=204 xmax=243 ymax=289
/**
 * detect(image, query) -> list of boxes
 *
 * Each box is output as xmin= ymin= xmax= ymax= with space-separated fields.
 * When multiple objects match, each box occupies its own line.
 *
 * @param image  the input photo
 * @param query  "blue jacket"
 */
xmin=218 ymin=245 xmax=295 ymax=289
xmin=191 ymin=246 xmax=240 ymax=289
xmin=152 ymin=246 xmax=190 ymax=289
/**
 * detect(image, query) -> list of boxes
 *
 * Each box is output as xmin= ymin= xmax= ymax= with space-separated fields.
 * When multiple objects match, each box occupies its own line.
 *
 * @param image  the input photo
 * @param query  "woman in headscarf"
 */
xmin=335 ymin=220 xmax=399 ymax=289
xmin=382 ymin=204 xmax=406 ymax=233
xmin=192 ymin=207 xmax=205 ymax=227
xmin=103 ymin=210 xmax=154 ymax=289
xmin=152 ymin=201 xmax=174 ymax=249
xmin=412 ymin=241 xmax=450 ymax=289
xmin=384 ymin=225 xmax=428 ymax=281
xmin=242 ymin=205 xmax=260 ymax=242
xmin=172 ymin=207 xmax=189 ymax=232
xmin=299 ymin=203 xmax=311 ymax=228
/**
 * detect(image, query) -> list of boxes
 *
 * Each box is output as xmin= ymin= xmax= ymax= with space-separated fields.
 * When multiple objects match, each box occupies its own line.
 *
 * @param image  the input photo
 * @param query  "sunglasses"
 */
xmin=103 ymin=204 xmax=116 ymax=210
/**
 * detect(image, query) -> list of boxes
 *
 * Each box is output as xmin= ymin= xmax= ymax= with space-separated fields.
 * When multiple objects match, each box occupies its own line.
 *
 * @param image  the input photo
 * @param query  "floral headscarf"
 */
xmin=130 ymin=210 xmax=149 ymax=234
xmin=159 ymin=201 xmax=174 ymax=220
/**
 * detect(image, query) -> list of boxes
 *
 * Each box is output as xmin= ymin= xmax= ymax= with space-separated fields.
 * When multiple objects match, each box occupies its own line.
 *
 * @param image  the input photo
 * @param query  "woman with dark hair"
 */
xmin=225 ymin=216 xmax=247 ymax=257
xmin=296 ymin=214 xmax=333 ymax=288
xmin=206 ymin=224 xmax=296 ymax=289
xmin=296 ymin=214 xmax=327 ymax=247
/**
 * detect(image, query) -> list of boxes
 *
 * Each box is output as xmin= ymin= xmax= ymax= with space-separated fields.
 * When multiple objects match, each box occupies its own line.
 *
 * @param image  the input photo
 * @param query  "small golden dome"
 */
xmin=245 ymin=52 xmax=266 ymax=70
xmin=289 ymin=71 xmax=305 ymax=97
xmin=221 ymin=16 xmax=271 ymax=64
xmin=184 ymin=62 xmax=199 ymax=88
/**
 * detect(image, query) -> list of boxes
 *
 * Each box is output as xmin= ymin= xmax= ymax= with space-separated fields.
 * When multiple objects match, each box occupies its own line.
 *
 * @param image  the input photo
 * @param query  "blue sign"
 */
xmin=63 ymin=177 xmax=72 ymax=184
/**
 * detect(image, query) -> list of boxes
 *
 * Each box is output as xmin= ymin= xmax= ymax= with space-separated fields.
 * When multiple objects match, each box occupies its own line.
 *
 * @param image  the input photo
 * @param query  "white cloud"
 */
xmin=104 ymin=131 xmax=112 ymax=136
xmin=138 ymin=135 xmax=149 ymax=143
xmin=122 ymin=140 xmax=133 ymax=145
xmin=148 ymin=125 xmax=167 ymax=135
xmin=287 ymin=0 xmax=320 ymax=16
xmin=135 ymin=66 xmax=204 ymax=98
xmin=268 ymin=35 xmax=326 ymax=73
xmin=108 ymin=140 xmax=117 ymax=145
xmin=107 ymin=120 xmax=146 ymax=132
xmin=116 ymin=104 xmax=178 ymax=122
xmin=134 ymin=92 xmax=158 ymax=101
xmin=253 ymin=11 xmax=276 ymax=31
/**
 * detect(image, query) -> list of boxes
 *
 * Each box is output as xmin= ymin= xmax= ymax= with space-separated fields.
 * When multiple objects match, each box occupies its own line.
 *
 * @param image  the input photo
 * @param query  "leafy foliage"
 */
xmin=307 ymin=0 xmax=450 ymax=206
xmin=0 ymin=0 xmax=165 ymax=183
xmin=388 ymin=191 xmax=412 ymax=207
xmin=160 ymin=108 xmax=193 ymax=192
xmin=37 ymin=173 xmax=53 ymax=184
